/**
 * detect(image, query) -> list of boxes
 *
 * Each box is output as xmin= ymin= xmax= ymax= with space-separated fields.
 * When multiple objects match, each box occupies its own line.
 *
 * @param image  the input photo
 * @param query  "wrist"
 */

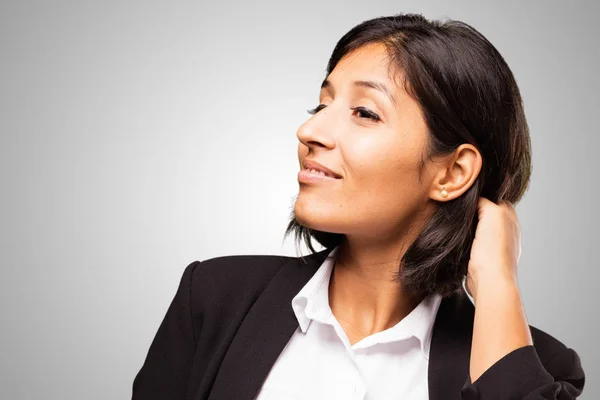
xmin=469 ymin=268 xmax=519 ymax=303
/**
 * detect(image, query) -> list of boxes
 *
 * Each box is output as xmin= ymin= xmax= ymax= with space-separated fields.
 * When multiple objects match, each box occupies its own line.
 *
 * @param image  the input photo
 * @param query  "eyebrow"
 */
xmin=320 ymin=78 xmax=397 ymax=106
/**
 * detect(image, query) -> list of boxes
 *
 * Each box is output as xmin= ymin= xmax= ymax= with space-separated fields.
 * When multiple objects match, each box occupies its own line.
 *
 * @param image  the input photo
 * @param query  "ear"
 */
xmin=428 ymin=144 xmax=482 ymax=202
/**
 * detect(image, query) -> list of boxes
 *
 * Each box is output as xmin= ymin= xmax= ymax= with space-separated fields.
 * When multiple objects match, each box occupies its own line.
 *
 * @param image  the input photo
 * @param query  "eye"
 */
xmin=307 ymin=104 xmax=381 ymax=122
xmin=350 ymin=106 xmax=381 ymax=122
xmin=307 ymin=104 xmax=326 ymax=115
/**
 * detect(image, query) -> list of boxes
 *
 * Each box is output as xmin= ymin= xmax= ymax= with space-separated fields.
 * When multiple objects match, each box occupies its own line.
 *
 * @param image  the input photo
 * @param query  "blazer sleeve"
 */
xmin=132 ymin=261 xmax=201 ymax=400
xmin=459 ymin=344 xmax=585 ymax=399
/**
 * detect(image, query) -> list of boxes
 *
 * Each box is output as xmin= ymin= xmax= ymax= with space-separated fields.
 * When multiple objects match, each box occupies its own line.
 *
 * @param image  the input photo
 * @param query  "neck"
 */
xmin=328 ymin=228 xmax=424 ymax=342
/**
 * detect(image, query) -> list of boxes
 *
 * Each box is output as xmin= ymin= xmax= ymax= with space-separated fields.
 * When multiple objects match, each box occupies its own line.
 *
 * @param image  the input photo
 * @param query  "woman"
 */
xmin=132 ymin=13 xmax=585 ymax=399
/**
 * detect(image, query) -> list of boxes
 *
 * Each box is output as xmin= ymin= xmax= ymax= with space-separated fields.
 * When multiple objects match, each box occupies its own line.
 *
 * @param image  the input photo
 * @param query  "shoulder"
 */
xmin=529 ymin=324 xmax=585 ymax=384
xmin=452 ymin=286 xmax=582 ymax=375
xmin=190 ymin=253 xmax=292 ymax=285
xmin=459 ymin=323 xmax=585 ymax=397
xmin=447 ymin=289 xmax=585 ymax=395
xmin=182 ymin=248 xmax=332 ymax=297
xmin=178 ymin=253 xmax=297 ymax=313
xmin=446 ymin=288 xmax=585 ymax=391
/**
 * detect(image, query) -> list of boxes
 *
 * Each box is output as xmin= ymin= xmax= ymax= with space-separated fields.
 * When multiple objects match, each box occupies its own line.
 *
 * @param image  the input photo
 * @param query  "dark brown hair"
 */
xmin=284 ymin=13 xmax=532 ymax=299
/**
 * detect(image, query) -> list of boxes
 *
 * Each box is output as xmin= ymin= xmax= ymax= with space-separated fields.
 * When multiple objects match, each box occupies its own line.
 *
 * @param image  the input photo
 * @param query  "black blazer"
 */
xmin=132 ymin=248 xmax=586 ymax=399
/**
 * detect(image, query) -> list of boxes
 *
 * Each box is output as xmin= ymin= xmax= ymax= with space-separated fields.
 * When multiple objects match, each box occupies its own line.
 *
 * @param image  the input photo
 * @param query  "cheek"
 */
xmin=341 ymin=138 xmax=424 ymax=206
xmin=298 ymin=143 xmax=308 ymax=160
xmin=344 ymin=135 xmax=417 ymax=185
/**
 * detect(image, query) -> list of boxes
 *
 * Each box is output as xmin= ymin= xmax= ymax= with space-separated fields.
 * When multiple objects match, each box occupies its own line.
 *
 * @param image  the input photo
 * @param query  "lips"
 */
xmin=302 ymin=159 xmax=342 ymax=179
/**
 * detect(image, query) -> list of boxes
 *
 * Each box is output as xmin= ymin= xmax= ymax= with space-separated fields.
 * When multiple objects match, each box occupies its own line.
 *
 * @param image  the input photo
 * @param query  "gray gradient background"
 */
xmin=0 ymin=1 xmax=598 ymax=399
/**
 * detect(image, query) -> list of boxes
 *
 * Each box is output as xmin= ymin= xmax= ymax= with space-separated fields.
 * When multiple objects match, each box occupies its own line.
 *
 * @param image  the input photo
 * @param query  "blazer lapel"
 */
xmin=207 ymin=248 xmax=332 ymax=400
xmin=427 ymin=286 xmax=475 ymax=399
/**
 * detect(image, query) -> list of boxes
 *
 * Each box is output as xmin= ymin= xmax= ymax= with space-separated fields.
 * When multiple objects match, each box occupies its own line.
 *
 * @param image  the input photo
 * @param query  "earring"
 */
xmin=440 ymin=186 xmax=448 ymax=198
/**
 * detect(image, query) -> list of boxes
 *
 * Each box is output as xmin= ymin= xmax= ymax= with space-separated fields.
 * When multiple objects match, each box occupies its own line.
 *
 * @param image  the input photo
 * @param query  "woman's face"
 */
xmin=295 ymin=42 xmax=439 ymax=241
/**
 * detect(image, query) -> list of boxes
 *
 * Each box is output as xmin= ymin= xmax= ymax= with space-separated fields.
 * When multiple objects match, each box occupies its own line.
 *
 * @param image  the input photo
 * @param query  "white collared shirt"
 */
xmin=462 ymin=275 xmax=475 ymax=304
xmin=254 ymin=246 xmax=448 ymax=400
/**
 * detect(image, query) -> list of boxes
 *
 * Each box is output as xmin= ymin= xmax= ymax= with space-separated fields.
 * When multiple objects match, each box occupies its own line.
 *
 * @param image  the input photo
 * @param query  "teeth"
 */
xmin=308 ymin=168 xmax=332 ymax=177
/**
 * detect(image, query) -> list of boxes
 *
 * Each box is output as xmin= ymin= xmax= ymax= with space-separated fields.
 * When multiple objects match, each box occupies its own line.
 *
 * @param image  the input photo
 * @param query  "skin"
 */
xmin=294 ymin=42 xmax=532 ymax=383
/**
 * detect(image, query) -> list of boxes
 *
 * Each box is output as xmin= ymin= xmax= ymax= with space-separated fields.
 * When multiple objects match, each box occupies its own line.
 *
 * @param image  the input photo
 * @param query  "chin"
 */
xmin=293 ymin=199 xmax=344 ymax=234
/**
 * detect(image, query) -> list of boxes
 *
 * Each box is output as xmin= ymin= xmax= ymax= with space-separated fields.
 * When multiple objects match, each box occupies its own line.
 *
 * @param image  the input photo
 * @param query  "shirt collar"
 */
xmin=290 ymin=245 xmax=444 ymax=360
xmin=359 ymin=290 xmax=442 ymax=360
xmin=411 ymin=292 xmax=443 ymax=360
xmin=291 ymin=246 xmax=339 ymax=333
xmin=462 ymin=275 xmax=475 ymax=305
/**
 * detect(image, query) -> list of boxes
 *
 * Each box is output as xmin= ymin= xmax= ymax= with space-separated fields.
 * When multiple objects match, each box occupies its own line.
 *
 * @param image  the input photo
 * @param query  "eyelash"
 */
xmin=306 ymin=104 xmax=381 ymax=122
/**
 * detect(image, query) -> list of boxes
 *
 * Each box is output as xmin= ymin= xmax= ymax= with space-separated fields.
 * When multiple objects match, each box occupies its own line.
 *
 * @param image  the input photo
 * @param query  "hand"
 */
xmin=466 ymin=197 xmax=522 ymax=303
xmin=466 ymin=197 xmax=532 ymax=383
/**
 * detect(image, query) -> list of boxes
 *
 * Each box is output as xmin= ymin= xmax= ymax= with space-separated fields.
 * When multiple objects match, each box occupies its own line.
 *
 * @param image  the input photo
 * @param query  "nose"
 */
xmin=296 ymin=107 xmax=336 ymax=152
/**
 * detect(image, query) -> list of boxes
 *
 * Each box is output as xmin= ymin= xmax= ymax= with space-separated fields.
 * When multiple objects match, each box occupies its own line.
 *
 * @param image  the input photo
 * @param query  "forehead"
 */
xmin=323 ymin=43 xmax=409 ymax=109
xmin=328 ymin=43 xmax=397 ymax=84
